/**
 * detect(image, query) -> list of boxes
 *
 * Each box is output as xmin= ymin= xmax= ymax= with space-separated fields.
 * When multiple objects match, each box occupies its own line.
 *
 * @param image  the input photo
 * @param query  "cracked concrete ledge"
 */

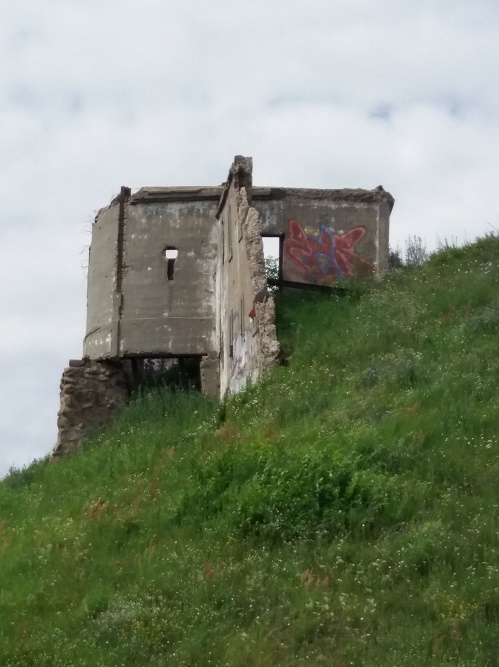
xmin=252 ymin=186 xmax=394 ymax=208
xmin=130 ymin=186 xmax=224 ymax=203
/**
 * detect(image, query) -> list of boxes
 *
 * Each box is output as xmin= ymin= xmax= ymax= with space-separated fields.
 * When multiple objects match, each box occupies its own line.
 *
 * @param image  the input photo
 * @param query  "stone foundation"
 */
xmin=51 ymin=359 xmax=130 ymax=462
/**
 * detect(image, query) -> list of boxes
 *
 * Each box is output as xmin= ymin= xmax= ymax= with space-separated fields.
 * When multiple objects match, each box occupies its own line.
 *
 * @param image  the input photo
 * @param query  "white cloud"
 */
xmin=1 ymin=0 xmax=499 ymax=474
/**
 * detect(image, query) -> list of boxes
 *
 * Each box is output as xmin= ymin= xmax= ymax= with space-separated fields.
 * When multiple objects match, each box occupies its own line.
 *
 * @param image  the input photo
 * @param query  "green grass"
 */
xmin=2 ymin=235 xmax=499 ymax=665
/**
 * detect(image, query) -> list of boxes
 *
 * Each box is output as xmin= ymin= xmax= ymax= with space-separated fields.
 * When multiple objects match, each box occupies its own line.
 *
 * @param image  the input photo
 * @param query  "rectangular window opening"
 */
xmin=164 ymin=247 xmax=178 ymax=281
xmin=262 ymin=235 xmax=283 ymax=292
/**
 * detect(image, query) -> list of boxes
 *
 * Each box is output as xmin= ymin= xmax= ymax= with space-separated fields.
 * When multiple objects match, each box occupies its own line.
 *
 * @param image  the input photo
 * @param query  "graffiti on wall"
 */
xmin=283 ymin=219 xmax=372 ymax=284
xmin=228 ymin=311 xmax=259 ymax=395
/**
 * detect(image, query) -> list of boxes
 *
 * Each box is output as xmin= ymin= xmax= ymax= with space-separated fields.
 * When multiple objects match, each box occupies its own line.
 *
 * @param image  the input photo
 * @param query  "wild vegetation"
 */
xmin=2 ymin=235 xmax=499 ymax=666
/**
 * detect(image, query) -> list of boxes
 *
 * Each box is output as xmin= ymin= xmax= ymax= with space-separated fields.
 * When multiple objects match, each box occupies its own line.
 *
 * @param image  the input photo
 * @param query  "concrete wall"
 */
xmin=84 ymin=187 xmax=221 ymax=359
xmin=84 ymin=176 xmax=393 ymax=364
xmin=217 ymin=157 xmax=280 ymax=397
xmin=253 ymin=187 xmax=393 ymax=285
xmin=84 ymin=198 xmax=122 ymax=358
xmin=120 ymin=189 xmax=220 ymax=356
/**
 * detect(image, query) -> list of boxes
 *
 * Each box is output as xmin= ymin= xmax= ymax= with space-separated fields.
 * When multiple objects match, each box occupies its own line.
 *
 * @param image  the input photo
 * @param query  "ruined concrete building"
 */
xmin=52 ymin=156 xmax=394 ymax=460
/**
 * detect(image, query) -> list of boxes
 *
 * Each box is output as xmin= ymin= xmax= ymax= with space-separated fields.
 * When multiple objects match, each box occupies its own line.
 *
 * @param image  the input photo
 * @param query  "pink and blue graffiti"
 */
xmin=283 ymin=219 xmax=371 ymax=283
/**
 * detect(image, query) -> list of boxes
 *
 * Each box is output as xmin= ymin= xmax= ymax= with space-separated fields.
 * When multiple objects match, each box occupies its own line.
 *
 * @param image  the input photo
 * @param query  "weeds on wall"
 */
xmin=2 ymin=234 xmax=499 ymax=665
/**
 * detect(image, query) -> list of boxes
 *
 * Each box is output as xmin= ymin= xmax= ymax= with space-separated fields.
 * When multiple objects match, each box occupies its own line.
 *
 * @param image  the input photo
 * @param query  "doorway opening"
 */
xmin=127 ymin=356 xmax=201 ymax=393
xmin=262 ymin=235 xmax=283 ymax=292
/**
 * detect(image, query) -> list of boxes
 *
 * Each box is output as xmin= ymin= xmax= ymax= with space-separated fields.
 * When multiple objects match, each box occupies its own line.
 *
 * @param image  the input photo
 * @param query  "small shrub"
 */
xmin=405 ymin=235 xmax=428 ymax=267
xmin=4 ymin=457 xmax=48 ymax=489
xmin=388 ymin=247 xmax=404 ymax=269
xmin=175 ymin=444 xmax=406 ymax=542
xmin=360 ymin=355 xmax=418 ymax=389
xmin=467 ymin=303 xmax=499 ymax=334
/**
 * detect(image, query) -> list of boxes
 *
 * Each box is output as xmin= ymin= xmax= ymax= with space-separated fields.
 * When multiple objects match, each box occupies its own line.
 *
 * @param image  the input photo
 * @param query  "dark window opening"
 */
xmin=164 ymin=246 xmax=178 ymax=280
xmin=127 ymin=356 xmax=201 ymax=392
xmin=229 ymin=309 xmax=234 ymax=358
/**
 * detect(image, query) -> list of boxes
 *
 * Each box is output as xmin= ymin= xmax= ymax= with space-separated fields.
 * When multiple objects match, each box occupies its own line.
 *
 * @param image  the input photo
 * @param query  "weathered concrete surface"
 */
xmin=80 ymin=161 xmax=393 ymax=399
xmin=217 ymin=157 xmax=280 ymax=397
xmin=253 ymin=186 xmax=393 ymax=284
xmin=84 ymin=189 xmax=220 ymax=359
xmin=120 ymin=197 xmax=218 ymax=356
xmin=83 ymin=176 xmax=393 ymax=362
xmin=51 ymin=360 xmax=129 ymax=461
xmin=84 ymin=200 xmax=121 ymax=359
xmin=131 ymin=186 xmax=223 ymax=203
xmin=244 ymin=201 xmax=280 ymax=377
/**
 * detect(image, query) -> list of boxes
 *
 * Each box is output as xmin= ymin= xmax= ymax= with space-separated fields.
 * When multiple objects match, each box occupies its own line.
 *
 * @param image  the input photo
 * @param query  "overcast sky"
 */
xmin=1 ymin=0 xmax=499 ymax=476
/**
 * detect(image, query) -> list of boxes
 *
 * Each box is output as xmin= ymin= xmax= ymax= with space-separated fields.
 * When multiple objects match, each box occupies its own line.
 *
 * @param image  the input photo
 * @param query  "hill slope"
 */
xmin=2 ymin=236 xmax=499 ymax=666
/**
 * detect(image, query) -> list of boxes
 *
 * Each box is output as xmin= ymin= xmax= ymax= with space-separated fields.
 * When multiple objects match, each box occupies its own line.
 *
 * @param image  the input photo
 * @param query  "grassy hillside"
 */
xmin=2 ymin=236 xmax=499 ymax=666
